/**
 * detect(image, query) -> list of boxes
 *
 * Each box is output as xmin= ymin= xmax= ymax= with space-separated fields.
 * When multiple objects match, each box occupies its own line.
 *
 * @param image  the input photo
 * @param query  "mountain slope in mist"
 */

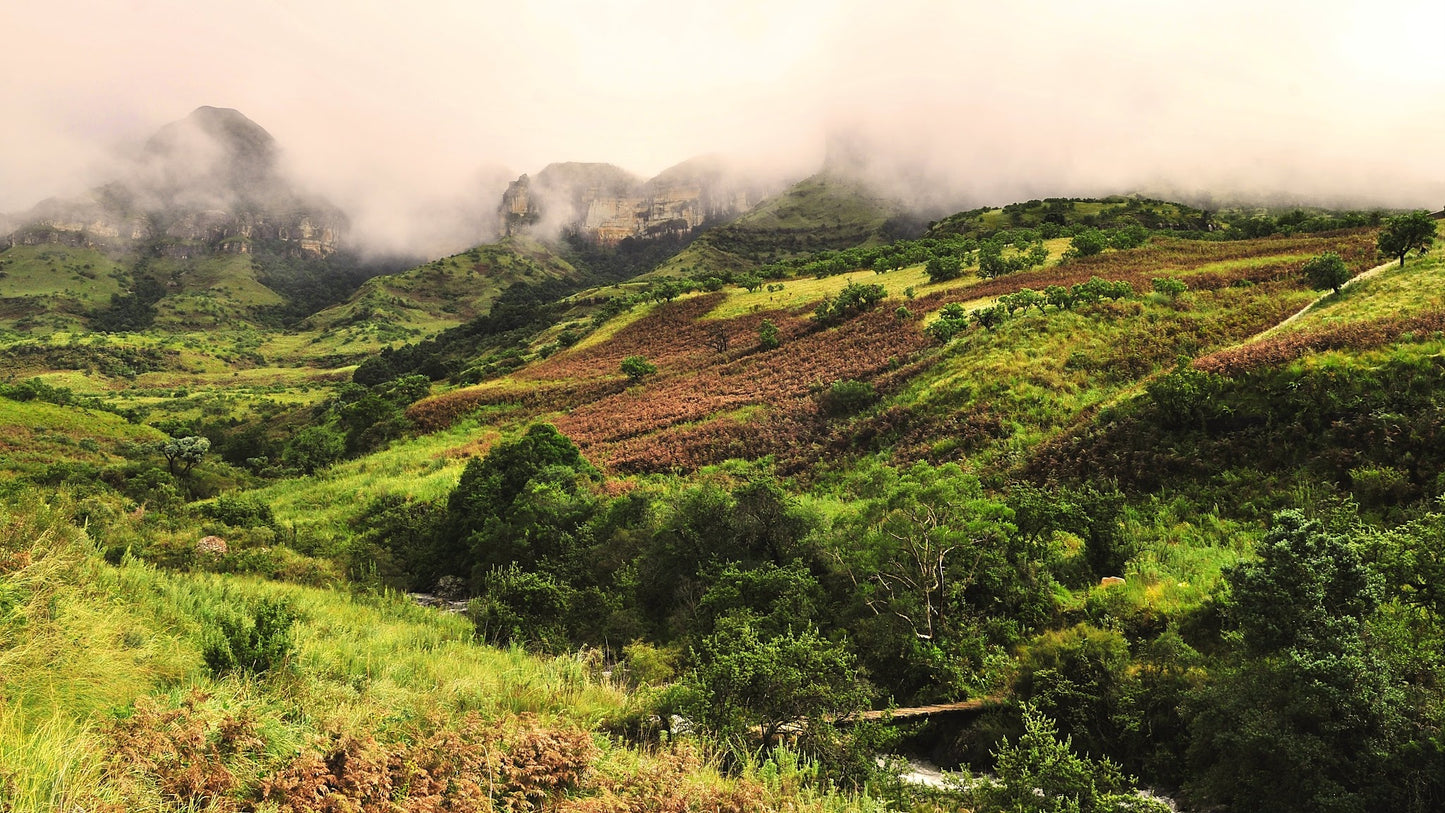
xmin=643 ymin=172 xmax=917 ymax=279
xmin=498 ymin=155 xmax=775 ymax=247
xmin=0 ymin=107 xmax=405 ymax=331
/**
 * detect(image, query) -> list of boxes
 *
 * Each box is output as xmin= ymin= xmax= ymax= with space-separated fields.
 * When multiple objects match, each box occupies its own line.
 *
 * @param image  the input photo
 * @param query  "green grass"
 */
xmin=1280 ymin=250 xmax=1445 ymax=334
xmin=0 ymin=491 xmax=888 ymax=812
xmin=247 ymin=413 xmax=515 ymax=541
xmin=0 ymin=398 xmax=164 ymax=475
xmin=890 ymin=283 xmax=1316 ymax=469
xmin=0 ymin=493 xmax=625 ymax=809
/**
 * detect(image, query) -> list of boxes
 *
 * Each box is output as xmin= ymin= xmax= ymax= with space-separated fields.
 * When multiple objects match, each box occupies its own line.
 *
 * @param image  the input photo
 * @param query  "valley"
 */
xmin=3 ymin=107 xmax=1445 ymax=813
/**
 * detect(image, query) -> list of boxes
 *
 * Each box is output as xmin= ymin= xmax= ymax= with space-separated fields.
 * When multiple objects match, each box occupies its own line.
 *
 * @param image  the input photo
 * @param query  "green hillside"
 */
xmin=927 ymin=195 xmax=1208 ymax=238
xmin=300 ymin=237 xmax=580 ymax=355
xmin=647 ymin=172 xmax=910 ymax=278
xmin=4 ymin=202 xmax=1444 ymax=813
xmin=0 ymin=244 xmax=127 ymax=332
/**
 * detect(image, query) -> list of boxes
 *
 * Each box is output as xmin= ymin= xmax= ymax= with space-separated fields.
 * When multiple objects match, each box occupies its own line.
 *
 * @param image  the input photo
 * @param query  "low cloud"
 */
xmin=4 ymin=0 xmax=1443 ymax=258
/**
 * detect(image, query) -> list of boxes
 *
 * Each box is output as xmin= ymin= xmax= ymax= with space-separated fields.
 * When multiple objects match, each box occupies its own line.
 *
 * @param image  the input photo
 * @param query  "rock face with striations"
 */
xmin=499 ymin=156 xmax=765 ymax=245
xmin=4 ymin=106 xmax=346 ymax=258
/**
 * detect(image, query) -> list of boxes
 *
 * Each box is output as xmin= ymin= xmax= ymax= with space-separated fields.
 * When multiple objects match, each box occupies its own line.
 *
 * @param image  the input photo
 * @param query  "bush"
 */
xmin=813 ymin=282 xmax=887 ymax=324
xmin=621 ymin=355 xmax=657 ymax=382
xmin=925 ymin=254 xmax=964 ymax=283
xmin=1151 ymin=277 xmax=1187 ymax=298
xmin=1068 ymin=228 xmax=1109 ymax=258
xmin=1302 ymin=251 xmax=1350 ymax=293
xmin=199 ymin=494 xmax=276 ymax=530
xmin=758 ymin=320 xmax=780 ymax=350
xmin=820 ymin=379 xmax=877 ymax=417
xmin=201 ymin=597 xmax=298 ymax=677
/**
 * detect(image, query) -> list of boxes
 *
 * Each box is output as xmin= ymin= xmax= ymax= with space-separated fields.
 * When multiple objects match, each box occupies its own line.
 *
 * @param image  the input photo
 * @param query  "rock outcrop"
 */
xmin=3 ymin=106 xmax=346 ymax=258
xmin=499 ymin=156 xmax=766 ymax=245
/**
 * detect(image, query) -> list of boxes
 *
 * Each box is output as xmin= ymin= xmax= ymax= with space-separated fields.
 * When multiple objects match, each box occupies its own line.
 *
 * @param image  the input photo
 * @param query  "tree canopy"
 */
xmin=1377 ymin=210 xmax=1436 ymax=267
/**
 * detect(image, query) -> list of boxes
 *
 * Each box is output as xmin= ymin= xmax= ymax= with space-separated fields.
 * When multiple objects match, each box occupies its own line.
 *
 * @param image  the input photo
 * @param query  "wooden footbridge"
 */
xmin=838 ymin=697 xmax=1004 ymax=725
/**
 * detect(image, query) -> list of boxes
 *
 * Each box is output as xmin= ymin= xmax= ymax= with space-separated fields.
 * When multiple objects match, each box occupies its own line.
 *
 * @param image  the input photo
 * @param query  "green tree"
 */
xmin=434 ymin=423 xmax=596 ymax=584
xmin=1068 ymin=228 xmax=1109 ymax=259
xmin=679 ymin=618 xmax=868 ymax=746
xmin=281 ymin=425 xmax=345 ymax=474
xmin=160 ymin=435 xmax=210 ymax=477
xmin=832 ymin=463 xmax=1054 ymax=698
xmin=621 ymin=354 xmax=657 ymax=383
xmin=972 ymin=703 xmax=1167 ymax=813
xmin=758 ymin=319 xmax=780 ymax=350
xmin=813 ymin=282 xmax=886 ymax=324
xmin=1187 ymin=511 xmax=1398 ymax=813
xmin=1301 ymin=251 xmax=1350 ymax=293
xmin=925 ymin=254 xmax=964 ymax=283
xmin=1377 ymin=210 xmax=1436 ymax=267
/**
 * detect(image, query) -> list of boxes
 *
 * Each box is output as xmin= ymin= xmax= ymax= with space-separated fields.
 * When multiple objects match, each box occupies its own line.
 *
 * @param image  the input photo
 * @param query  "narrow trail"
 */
xmin=1260 ymin=257 xmax=1395 ymax=336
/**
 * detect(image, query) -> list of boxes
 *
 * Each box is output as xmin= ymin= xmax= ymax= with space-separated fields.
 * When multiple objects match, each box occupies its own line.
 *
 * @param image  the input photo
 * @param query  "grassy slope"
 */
xmin=0 ymin=496 xmax=875 ymax=812
xmin=1026 ymin=223 xmax=1445 ymax=510
xmin=926 ymin=195 xmax=1205 ymax=238
xmin=398 ymin=230 xmax=1376 ymax=478
xmin=296 ymin=237 xmax=579 ymax=357
xmin=0 ymin=398 xmax=164 ymax=477
xmin=0 ymin=245 xmax=125 ymax=332
xmin=150 ymin=253 xmax=287 ymax=330
xmin=646 ymin=173 xmax=905 ymax=279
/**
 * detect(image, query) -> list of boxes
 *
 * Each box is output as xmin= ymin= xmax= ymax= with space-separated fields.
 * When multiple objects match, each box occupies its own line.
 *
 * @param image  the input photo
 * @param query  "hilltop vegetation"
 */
xmin=3 ymin=186 xmax=1445 ymax=813
xmin=648 ymin=173 xmax=915 ymax=279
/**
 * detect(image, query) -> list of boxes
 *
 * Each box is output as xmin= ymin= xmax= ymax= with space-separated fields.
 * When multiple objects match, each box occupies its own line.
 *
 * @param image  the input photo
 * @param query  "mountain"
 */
xmin=300 ymin=236 xmax=581 ymax=360
xmin=0 ymin=107 xmax=390 ymax=332
xmin=643 ymin=171 xmax=917 ymax=279
xmin=498 ymin=155 xmax=771 ymax=245
xmin=5 ymin=106 xmax=347 ymax=259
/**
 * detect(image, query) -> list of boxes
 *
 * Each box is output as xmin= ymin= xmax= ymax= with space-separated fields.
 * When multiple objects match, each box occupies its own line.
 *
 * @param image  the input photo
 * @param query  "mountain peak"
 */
xmin=140 ymin=106 xmax=280 ymax=203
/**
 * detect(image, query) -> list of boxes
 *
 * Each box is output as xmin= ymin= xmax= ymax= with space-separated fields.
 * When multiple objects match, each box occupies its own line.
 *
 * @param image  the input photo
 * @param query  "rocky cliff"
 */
xmin=3 ymin=107 xmax=346 ymax=258
xmin=499 ymin=156 xmax=765 ymax=245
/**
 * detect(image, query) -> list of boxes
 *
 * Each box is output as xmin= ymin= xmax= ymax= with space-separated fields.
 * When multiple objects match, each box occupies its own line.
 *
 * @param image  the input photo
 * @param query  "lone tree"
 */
xmin=160 ymin=435 xmax=210 ymax=477
xmin=620 ymin=355 xmax=657 ymax=383
xmin=1377 ymin=210 xmax=1436 ymax=268
xmin=1301 ymin=251 xmax=1350 ymax=294
xmin=758 ymin=319 xmax=780 ymax=350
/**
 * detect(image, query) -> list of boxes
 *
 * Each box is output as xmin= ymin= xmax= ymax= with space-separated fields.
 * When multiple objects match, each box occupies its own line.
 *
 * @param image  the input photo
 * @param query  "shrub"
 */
xmin=620 ymin=355 xmax=657 ymax=383
xmin=1151 ymin=277 xmax=1187 ymax=298
xmin=820 ymin=379 xmax=877 ymax=417
xmin=201 ymin=597 xmax=298 ymax=677
xmin=1301 ymin=251 xmax=1350 ymax=293
xmin=199 ymin=494 xmax=276 ymax=530
xmin=925 ymin=254 xmax=964 ymax=283
xmin=813 ymin=282 xmax=886 ymax=324
xmin=758 ymin=319 xmax=781 ymax=350
xmin=1067 ymin=228 xmax=1109 ymax=258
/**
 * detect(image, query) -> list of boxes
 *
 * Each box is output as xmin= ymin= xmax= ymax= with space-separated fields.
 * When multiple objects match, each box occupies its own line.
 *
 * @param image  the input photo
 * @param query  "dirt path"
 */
xmin=1262 ymin=258 xmax=1396 ymax=336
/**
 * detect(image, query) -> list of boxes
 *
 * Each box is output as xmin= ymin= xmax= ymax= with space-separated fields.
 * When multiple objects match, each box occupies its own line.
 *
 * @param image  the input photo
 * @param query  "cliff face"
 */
xmin=499 ymin=157 xmax=765 ymax=245
xmin=3 ymin=107 xmax=346 ymax=258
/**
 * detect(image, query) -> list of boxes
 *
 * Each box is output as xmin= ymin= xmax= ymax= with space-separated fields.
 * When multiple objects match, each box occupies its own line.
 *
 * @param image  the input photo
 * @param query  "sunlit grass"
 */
xmin=1279 ymin=250 xmax=1445 ymax=334
xmin=250 ymin=415 xmax=510 ymax=538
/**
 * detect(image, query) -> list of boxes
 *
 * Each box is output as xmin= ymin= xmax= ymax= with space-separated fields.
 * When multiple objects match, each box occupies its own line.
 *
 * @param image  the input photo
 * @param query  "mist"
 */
xmin=4 ymin=0 xmax=1444 ymax=258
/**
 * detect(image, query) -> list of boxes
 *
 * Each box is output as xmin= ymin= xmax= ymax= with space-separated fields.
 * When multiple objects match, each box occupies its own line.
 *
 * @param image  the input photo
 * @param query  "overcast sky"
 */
xmin=5 ymin=0 xmax=1444 ymax=253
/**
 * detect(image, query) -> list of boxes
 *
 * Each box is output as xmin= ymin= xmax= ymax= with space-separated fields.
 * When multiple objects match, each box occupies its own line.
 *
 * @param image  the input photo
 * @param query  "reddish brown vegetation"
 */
xmin=912 ymin=231 xmax=1379 ymax=314
xmin=1194 ymin=310 xmax=1445 ymax=376
xmin=105 ymin=690 xmax=264 ymax=811
xmin=408 ymin=233 xmax=1379 ymax=474
xmin=261 ymin=714 xmax=597 ymax=813
xmin=102 ymin=697 xmax=789 ymax=813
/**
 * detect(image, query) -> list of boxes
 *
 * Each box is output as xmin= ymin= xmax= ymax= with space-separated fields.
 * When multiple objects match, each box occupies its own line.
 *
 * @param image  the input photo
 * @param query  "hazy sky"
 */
xmin=5 ymin=0 xmax=1445 ymax=253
